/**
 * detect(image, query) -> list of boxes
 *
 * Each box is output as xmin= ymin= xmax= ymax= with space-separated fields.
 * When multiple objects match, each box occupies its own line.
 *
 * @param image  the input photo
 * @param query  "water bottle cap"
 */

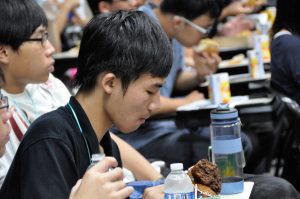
xmin=210 ymin=104 xmax=238 ymax=120
xmin=91 ymin=153 xmax=105 ymax=162
xmin=170 ymin=163 xmax=183 ymax=171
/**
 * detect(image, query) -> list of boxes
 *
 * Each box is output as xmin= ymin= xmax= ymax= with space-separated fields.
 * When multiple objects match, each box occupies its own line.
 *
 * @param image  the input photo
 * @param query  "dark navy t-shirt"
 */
xmin=271 ymin=33 xmax=300 ymax=104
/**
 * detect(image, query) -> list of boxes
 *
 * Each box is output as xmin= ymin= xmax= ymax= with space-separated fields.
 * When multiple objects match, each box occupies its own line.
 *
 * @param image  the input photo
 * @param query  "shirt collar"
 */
xmin=67 ymin=96 xmax=103 ymax=155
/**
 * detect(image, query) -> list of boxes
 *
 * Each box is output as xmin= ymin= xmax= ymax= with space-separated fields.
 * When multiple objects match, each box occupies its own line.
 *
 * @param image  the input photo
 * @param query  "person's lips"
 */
xmin=139 ymin=115 xmax=150 ymax=123
xmin=48 ymin=60 xmax=55 ymax=72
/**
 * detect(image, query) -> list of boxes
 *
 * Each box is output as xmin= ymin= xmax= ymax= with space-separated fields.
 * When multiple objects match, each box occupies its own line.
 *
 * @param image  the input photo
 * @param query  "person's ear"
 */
xmin=173 ymin=16 xmax=185 ymax=30
xmin=99 ymin=1 xmax=112 ymax=13
xmin=102 ymin=73 xmax=117 ymax=94
xmin=0 ymin=45 xmax=9 ymax=65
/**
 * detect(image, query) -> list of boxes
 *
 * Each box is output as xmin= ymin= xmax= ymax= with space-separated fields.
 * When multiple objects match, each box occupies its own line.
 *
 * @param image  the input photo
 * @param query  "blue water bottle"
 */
xmin=210 ymin=104 xmax=245 ymax=194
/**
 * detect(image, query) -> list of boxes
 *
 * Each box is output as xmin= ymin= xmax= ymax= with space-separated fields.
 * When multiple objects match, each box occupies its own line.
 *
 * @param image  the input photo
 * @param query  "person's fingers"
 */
xmin=241 ymin=6 xmax=254 ymax=14
xmin=69 ymin=179 xmax=82 ymax=198
xmin=143 ymin=184 xmax=164 ymax=199
xmin=73 ymin=179 xmax=82 ymax=190
xmin=210 ymin=53 xmax=222 ymax=65
xmin=89 ymin=157 xmax=118 ymax=173
xmin=114 ymin=186 xmax=134 ymax=199
xmin=106 ymin=180 xmax=128 ymax=192
xmin=101 ymin=167 xmax=124 ymax=182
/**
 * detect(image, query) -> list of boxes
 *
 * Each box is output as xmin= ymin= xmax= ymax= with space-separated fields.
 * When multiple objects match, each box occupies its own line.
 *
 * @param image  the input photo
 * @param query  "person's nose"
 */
xmin=148 ymin=92 xmax=161 ymax=113
xmin=44 ymin=40 xmax=55 ymax=56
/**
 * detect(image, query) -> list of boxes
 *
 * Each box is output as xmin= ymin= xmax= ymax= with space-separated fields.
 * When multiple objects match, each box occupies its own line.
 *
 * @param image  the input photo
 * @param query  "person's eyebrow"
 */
xmin=34 ymin=27 xmax=47 ymax=35
xmin=154 ymin=82 xmax=165 ymax=88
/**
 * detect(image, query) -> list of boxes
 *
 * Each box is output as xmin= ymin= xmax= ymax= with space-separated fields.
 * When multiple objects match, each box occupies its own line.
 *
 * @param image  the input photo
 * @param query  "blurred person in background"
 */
xmin=270 ymin=0 xmax=300 ymax=190
xmin=87 ymin=0 xmax=145 ymax=15
xmin=270 ymin=0 xmax=300 ymax=105
xmin=36 ymin=0 xmax=89 ymax=52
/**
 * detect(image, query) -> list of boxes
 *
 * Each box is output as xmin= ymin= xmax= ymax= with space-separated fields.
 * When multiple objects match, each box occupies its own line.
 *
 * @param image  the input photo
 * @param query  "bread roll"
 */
xmin=246 ymin=0 xmax=266 ymax=7
xmin=195 ymin=39 xmax=220 ymax=54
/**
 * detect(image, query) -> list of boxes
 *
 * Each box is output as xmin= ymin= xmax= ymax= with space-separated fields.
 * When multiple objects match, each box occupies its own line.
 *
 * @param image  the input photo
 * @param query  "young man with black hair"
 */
xmin=0 ymin=0 xmax=164 ymax=188
xmin=111 ymin=0 xmax=300 ymax=198
xmin=0 ymin=7 xmax=173 ymax=199
xmin=112 ymin=0 xmax=243 ymax=169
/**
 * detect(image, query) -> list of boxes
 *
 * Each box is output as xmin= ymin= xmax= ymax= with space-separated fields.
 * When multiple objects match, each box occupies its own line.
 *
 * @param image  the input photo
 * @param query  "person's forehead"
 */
xmin=134 ymin=74 xmax=165 ymax=85
xmin=192 ymin=14 xmax=214 ymax=26
xmin=31 ymin=26 xmax=46 ymax=35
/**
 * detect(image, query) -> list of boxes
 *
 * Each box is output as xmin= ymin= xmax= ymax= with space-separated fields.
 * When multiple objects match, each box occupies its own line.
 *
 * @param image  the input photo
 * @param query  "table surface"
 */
xmin=175 ymin=95 xmax=274 ymax=129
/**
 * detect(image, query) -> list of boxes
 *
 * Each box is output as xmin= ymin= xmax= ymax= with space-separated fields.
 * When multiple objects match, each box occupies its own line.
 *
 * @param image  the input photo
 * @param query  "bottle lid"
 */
xmin=91 ymin=153 xmax=105 ymax=163
xmin=170 ymin=163 xmax=183 ymax=171
xmin=210 ymin=104 xmax=238 ymax=120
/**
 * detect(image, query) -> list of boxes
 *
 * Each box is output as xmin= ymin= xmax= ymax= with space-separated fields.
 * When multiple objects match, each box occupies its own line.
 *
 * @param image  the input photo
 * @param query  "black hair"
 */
xmin=160 ymin=0 xmax=223 ymax=21
xmin=0 ymin=0 xmax=48 ymax=51
xmin=74 ymin=10 xmax=173 ymax=93
xmin=271 ymin=0 xmax=300 ymax=37
xmin=87 ymin=0 xmax=113 ymax=15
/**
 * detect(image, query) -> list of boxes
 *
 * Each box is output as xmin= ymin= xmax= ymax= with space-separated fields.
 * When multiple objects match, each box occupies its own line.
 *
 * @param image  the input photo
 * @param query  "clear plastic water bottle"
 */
xmin=164 ymin=163 xmax=194 ymax=199
xmin=210 ymin=104 xmax=245 ymax=194
xmin=88 ymin=153 xmax=105 ymax=169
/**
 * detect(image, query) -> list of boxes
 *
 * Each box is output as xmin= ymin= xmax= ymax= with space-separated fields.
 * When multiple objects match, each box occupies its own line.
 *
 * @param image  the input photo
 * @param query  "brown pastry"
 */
xmin=188 ymin=159 xmax=222 ymax=197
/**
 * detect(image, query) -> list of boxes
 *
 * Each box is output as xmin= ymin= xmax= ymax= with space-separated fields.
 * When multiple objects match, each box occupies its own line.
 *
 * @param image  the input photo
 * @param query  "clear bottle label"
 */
xmin=212 ymin=138 xmax=242 ymax=154
xmin=164 ymin=192 xmax=194 ymax=199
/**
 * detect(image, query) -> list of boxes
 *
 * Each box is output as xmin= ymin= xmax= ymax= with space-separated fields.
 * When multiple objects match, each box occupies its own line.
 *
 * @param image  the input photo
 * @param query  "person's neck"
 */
xmin=75 ymin=92 xmax=111 ymax=142
xmin=0 ymin=82 xmax=26 ymax=94
xmin=154 ymin=9 xmax=174 ymax=39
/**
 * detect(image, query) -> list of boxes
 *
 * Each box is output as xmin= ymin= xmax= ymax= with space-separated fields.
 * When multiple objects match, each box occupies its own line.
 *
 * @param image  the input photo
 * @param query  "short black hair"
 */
xmin=271 ymin=0 xmax=300 ymax=37
xmin=74 ymin=10 xmax=173 ymax=93
xmin=0 ymin=0 xmax=48 ymax=51
xmin=160 ymin=0 xmax=223 ymax=21
xmin=87 ymin=0 xmax=113 ymax=15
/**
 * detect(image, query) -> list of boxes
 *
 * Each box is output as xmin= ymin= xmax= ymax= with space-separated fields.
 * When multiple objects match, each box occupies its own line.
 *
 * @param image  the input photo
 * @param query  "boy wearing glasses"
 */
xmin=0 ymin=0 xmax=72 ymax=186
xmin=0 ymin=0 xmax=173 ymax=197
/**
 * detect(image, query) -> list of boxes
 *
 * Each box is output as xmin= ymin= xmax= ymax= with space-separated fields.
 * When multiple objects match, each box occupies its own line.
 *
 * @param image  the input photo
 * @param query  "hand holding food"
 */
xmin=194 ymin=39 xmax=220 ymax=54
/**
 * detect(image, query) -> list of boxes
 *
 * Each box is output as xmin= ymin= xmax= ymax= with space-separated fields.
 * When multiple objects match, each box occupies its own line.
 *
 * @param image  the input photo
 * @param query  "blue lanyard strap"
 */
xmin=68 ymin=103 xmax=92 ymax=163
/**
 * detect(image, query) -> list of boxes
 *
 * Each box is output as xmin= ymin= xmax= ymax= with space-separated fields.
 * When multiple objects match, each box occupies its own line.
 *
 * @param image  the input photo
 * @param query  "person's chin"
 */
xmin=38 ymin=73 xmax=50 ymax=83
xmin=119 ymin=124 xmax=140 ymax=134
xmin=48 ymin=65 xmax=55 ymax=73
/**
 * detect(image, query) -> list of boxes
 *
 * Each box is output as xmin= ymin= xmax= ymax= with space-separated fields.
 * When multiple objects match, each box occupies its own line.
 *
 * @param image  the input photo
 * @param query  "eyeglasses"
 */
xmin=0 ymin=94 xmax=9 ymax=110
xmin=23 ymin=32 xmax=49 ymax=47
xmin=177 ymin=16 xmax=212 ymax=35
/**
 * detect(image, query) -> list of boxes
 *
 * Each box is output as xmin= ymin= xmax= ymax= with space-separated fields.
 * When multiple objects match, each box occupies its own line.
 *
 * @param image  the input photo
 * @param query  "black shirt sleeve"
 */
xmin=19 ymin=139 xmax=78 ymax=199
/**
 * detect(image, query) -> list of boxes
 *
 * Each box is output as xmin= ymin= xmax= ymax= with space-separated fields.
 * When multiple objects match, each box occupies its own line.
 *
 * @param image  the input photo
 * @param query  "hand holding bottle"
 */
xmin=69 ymin=157 xmax=134 ymax=199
